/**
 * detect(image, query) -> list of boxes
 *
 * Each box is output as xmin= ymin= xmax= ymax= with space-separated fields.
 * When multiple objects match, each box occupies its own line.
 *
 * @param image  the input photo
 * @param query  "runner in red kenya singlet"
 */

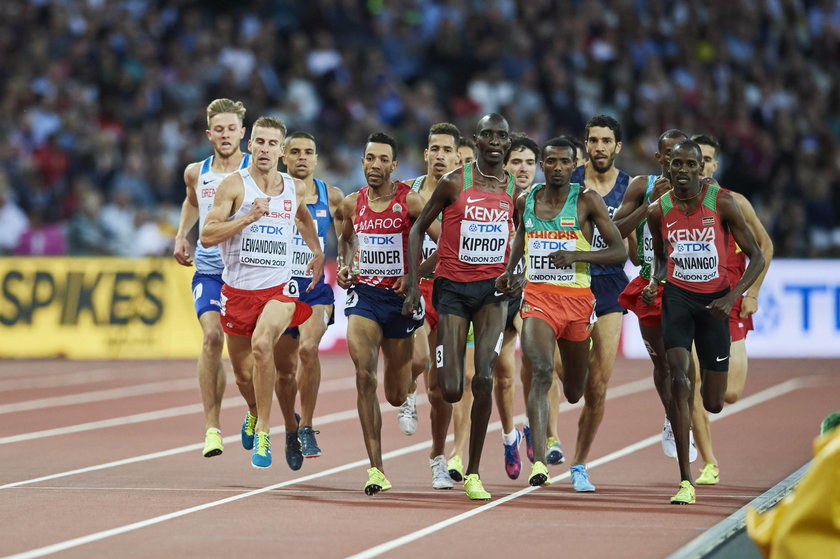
xmin=404 ymin=113 xmax=517 ymax=501
xmin=643 ymin=139 xmax=765 ymax=505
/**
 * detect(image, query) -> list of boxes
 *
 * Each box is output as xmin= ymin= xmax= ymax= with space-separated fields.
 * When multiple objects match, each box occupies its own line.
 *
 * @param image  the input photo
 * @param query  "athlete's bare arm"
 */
xmin=201 ymin=172 xmax=263 ymax=247
xmin=707 ymin=191 xmax=765 ymax=320
xmin=328 ymin=184 xmax=346 ymax=265
xmin=496 ymin=192 xmax=528 ymax=296
xmin=731 ymin=191 xmax=774 ymax=315
xmin=174 ymin=162 xmax=201 ymax=266
xmin=336 ymin=192 xmax=358 ymax=289
xmin=294 ymin=179 xmax=325 ymax=289
xmin=402 ymin=169 xmax=463 ymax=315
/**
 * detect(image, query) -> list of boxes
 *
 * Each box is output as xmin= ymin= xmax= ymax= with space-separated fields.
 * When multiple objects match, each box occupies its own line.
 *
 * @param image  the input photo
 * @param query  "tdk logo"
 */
xmin=364 ymin=236 xmax=395 ymax=245
xmin=252 ymin=224 xmax=284 ymax=235
xmin=469 ymin=223 xmax=503 ymax=233
xmin=533 ymin=239 xmax=568 ymax=251
xmin=677 ymin=242 xmax=711 ymax=252
xmin=292 ymin=236 xmax=308 ymax=246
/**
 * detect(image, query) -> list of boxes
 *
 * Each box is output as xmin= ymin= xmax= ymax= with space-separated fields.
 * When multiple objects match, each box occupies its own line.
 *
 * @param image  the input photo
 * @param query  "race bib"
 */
xmin=670 ymin=239 xmax=720 ymax=282
xmin=526 ymin=237 xmax=575 ymax=283
xmin=283 ymin=280 xmax=299 ymax=298
xmin=357 ymin=233 xmax=404 ymax=277
xmin=289 ymin=231 xmax=325 ymax=277
xmin=239 ymin=223 xmax=289 ymax=268
xmin=458 ymin=220 xmax=508 ymax=264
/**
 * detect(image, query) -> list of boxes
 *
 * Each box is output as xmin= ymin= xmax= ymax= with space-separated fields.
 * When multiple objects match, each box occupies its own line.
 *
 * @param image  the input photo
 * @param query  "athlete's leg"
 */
xmin=466 ymin=302 xmax=507 ymax=476
xmin=521 ymin=317 xmax=559 ymax=465
xmin=273 ymin=334 xmax=300 ymax=431
xmin=572 ymin=311 xmax=622 ymax=465
xmin=380 ymin=336 xmax=414 ymax=408
xmin=522 ymin=349 xmax=563 ymax=440
xmin=725 ymin=339 xmax=748 ymax=404
xmin=493 ymin=329 xmax=518 ymax=436
xmin=296 ymin=304 xmax=331 ymax=427
xmin=410 ymin=323 xmax=431 ymax=394
xmin=426 ymin=327 xmax=452 ymax=459
xmin=639 ymin=322 xmax=670 ymax=410
xmin=251 ymin=300 xmax=296 ymax=434
xmin=666 ymin=346 xmax=694 ymax=482
xmin=226 ymin=333 xmax=256 ymax=415
xmin=449 ymin=344 xmax=474 ymax=463
xmin=435 ymin=313 xmax=469 ymax=402
xmin=347 ymin=315 xmax=385 ymax=470
xmin=691 ymin=347 xmax=718 ymax=466
xmin=197 ymin=311 xmax=226 ymax=431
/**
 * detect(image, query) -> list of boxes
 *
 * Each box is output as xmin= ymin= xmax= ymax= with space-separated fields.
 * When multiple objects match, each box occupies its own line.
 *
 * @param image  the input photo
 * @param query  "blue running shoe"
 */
xmin=503 ymin=429 xmax=523 ymax=480
xmin=299 ymin=425 xmax=322 ymax=458
xmin=570 ymin=464 xmax=595 ymax=492
xmin=251 ymin=432 xmax=271 ymax=469
xmin=546 ymin=436 xmax=565 ymax=465
xmin=286 ymin=414 xmax=303 ymax=471
xmin=523 ymin=424 xmax=535 ymax=464
xmin=241 ymin=411 xmax=257 ymax=450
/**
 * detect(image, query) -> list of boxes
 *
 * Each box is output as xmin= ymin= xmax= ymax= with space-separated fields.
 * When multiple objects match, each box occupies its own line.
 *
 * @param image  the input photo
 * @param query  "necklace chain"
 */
xmin=367 ymin=182 xmax=397 ymax=202
xmin=474 ymin=162 xmax=505 ymax=183
xmin=671 ymin=186 xmax=702 ymax=201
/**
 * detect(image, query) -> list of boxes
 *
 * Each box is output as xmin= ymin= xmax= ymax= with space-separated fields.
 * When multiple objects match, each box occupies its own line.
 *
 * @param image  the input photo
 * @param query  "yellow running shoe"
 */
xmin=670 ymin=480 xmax=696 ymax=504
xmin=529 ymin=461 xmax=551 ymax=486
xmin=364 ymin=467 xmax=392 ymax=495
xmin=447 ymin=455 xmax=464 ymax=482
xmin=695 ymin=463 xmax=720 ymax=485
xmin=464 ymin=474 xmax=491 ymax=500
xmin=203 ymin=428 xmax=223 ymax=457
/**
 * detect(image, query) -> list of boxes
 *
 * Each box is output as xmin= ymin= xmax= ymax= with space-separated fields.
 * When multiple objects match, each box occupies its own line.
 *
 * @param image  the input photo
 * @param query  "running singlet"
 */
xmin=570 ymin=165 xmax=630 ymax=276
xmin=352 ymin=181 xmax=412 ymax=289
xmin=289 ymin=178 xmax=331 ymax=282
xmin=722 ymin=188 xmax=747 ymax=288
xmin=410 ymin=175 xmax=438 ymax=267
xmin=220 ymin=169 xmax=297 ymax=291
xmin=523 ymin=183 xmax=591 ymax=290
xmin=658 ymin=183 xmax=730 ymax=293
xmin=195 ymin=154 xmax=251 ymax=274
xmin=435 ymin=163 xmax=516 ymax=282
xmin=635 ymin=175 xmax=657 ymax=280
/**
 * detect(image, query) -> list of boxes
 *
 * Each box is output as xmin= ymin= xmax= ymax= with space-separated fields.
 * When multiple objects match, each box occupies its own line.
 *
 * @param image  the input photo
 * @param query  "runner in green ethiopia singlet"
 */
xmin=523 ymin=182 xmax=591 ymax=290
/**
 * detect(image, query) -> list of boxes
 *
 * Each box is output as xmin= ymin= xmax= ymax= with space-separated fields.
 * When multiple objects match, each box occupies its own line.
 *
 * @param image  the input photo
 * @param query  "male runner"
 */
xmin=173 ymin=98 xmax=249 ymax=458
xmin=201 ymin=116 xmax=325 ymax=469
xmin=689 ymin=134 xmax=774 ymax=486
xmin=643 ymin=139 xmax=765 ymax=504
xmin=404 ymin=113 xmax=517 ymax=501
xmin=272 ymin=131 xmax=345 ymax=462
xmin=567 ymin=115 xmax=631 ymax=492
xmin=337 ymin=132 xmax=428 ymax=495
xmin=497 ymin=136 xmax=626 ymax=486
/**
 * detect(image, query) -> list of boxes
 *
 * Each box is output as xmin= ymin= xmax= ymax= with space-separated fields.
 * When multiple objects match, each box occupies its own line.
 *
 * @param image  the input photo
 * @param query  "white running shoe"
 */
xmin=398 ymin=392 xmax=418 ymax=435
xmin=662 ymin=420 xmax=677 ymax=458
xmin=430 ymin=455 xmax=454 ymax=489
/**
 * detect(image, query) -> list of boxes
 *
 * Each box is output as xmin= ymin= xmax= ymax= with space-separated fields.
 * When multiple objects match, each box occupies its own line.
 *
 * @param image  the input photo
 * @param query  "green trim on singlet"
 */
xmin=701 ymin=182 xmax=720 ymax=211
xmin=410 ymin=175 xmax=426 ymax=192
xmin=464 ymin=162 xmax=516 ymax=196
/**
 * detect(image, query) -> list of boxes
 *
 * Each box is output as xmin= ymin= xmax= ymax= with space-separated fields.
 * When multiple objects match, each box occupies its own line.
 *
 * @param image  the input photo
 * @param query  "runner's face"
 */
xmin=669 ymin=146 xmax=703 ymax=189
xmin=282 ymin=137 xmax=318 ymax=180
xmin=424 ymin=134 xmax=459 ymax=180
xmin=698 ymin=144 xmax=718 ymax=178
xmin=655 ymin=135 xmax=687 ymax=177
xmin=541 ymin=146 xmax=576 ymax=188
xmin=458 ymin=146 xmax=475 ymax=165
xmin=474 ymin=119 xmax=511 ymax=165
xmin=585 ymin=126 xmax=621 ymax=173
xmin=362 ymin=142 xmax=397 ymax=187
xmin=248 ymin=126 xmax=284 ymax=172
xmin=206 ymin=113 xmax=245 ymax=158
xmin=505 ymin=147 xmax=537 ymax=189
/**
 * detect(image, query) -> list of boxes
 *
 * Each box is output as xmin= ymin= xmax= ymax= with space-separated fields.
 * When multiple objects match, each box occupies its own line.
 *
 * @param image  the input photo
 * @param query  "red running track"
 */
xmin=0 ymin=356 xmax=836 ymax=559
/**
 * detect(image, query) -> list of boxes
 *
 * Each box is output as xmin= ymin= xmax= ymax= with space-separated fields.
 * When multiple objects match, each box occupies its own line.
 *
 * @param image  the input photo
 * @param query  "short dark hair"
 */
xmin=505 ymin=133 xmax=540 ymax=163
xmin=284 ymin=131 xmax=317 ymax=148
xmin=555 ymin=135 xmax=584 ymax=161
xmin=459 ymin=137 xmax=476 ymax=151
xmin=584 ymin=114 xmax=622 ymax=143
xmin=365 ymin=132 xmax=398 ymax=160
xmin=671 ymin=139 xmax=703 ymax=161
xmin=691 ymin=134 xmax=720 ymax=159
xmin=658 ymin=129 xmax=688 ymax=151
xmin=541 ymin=137 xmax=579 ymax=161
xmin=428 ymin=122 xmax=460 ymax=146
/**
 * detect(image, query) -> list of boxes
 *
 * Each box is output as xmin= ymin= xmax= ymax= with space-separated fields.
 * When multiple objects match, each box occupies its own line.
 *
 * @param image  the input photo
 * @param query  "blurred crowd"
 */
xmin=1 ymin=0 xmax=838 ymax=258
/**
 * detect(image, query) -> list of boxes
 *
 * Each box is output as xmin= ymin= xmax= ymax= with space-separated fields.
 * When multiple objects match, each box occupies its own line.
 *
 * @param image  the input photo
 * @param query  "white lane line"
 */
xmin=0 ymin=378 xmax=651 ymax=488
xmin=346 ymin=377 xmax=806 ymax=559
xmin=2 ymin=378 xmax=801 ymax=559
xmin=0 ymin=376 xmax=356 ymax=445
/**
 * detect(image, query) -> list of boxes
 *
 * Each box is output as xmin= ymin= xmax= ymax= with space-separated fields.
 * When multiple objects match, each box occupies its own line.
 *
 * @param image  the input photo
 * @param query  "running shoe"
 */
xmin=202 ymin=428 xmax=223 ymax=458
xmin=670 ymin=480 xmax=696 ymax=504
xmin=529 ymin=461 xmax=551 ymax=487
xmin=430 ymin=455 xmax=454 ymax=490
xmin=695 ymin=463 xmax=720 ymax=485
xmin=503 ymin=429 xmax=523 ymax=480
xmin=662 ymin=420 xmax=677 ymax=458
xmin=285 ymin=414 xmax=303 ymax=471
xmin=398 ymin=392 xmax=418 ymax=435
xmin=464 ymin=474 xmax=491 ymax=500
xmin=523 ymin=424 xmax=535 ymax=463
xmin=448 ymin=455 xmax=464 ymax=482
xmin=546 ymin=436 xmax=565 ymax=465
xmin=299 ymin=425 xmax=322 ymax=458
xmin=251 ymin=432 xmax=271 ymax=469
xmin=241 ymin=411 xmax=257 ymax=450
xmin=364 ymin=467 xmax=392 ymax=495
xmin=570 ymin=464 xmax=595 ymax=492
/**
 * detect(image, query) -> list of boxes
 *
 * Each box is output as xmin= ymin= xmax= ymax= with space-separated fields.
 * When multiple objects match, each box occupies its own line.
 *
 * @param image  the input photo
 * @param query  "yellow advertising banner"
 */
xmin=0 ymin=257 xmax=202 ymax=359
